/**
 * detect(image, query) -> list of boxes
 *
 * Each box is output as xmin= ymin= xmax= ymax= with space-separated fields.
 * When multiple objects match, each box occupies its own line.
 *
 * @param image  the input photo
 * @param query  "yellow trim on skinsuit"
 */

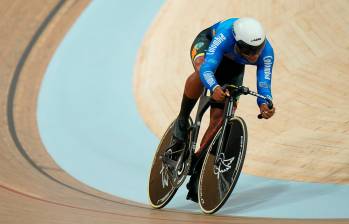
xmin=193 ymin=52 xmax=205 ymax=62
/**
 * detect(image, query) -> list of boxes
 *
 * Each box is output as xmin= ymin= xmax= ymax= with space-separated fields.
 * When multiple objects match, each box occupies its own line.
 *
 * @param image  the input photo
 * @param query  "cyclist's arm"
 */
xmin=256 ymin=42 xmax=274 ymax=106
xmin=199 ymin=31 xmax=229 ymax=91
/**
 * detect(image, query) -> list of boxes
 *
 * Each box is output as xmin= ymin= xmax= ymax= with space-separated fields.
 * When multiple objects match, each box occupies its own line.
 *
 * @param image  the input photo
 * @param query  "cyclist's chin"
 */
xmin=245 ymin=55 xmax=258 ymax=63
xmin=240 ymin=53 xmax=259 ymax=63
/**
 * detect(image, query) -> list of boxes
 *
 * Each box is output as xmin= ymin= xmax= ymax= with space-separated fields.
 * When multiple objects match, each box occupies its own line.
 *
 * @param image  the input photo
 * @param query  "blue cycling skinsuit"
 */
xmin=199 ymin=18 xmax=274 ymax=106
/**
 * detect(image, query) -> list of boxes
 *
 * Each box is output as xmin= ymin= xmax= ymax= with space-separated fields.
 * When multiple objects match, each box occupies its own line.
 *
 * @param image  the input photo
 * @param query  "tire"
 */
xmin=198 ymin=116 xmax=248 ymax=214
xmin=148 ymin=118 xmax=192 ymax=209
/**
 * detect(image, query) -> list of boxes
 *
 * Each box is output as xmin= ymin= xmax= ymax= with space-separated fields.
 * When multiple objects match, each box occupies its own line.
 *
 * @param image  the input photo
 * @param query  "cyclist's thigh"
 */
xmin=190 ymin=28 xmax=212 ymax=71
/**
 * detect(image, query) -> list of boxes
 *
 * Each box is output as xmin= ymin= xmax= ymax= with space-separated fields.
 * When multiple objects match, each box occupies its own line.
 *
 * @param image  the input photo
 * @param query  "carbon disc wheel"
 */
xmin=198 ymin=116 xmax=248 ymax=214
xmin=148 ymin=118 xmax=192 ymax=209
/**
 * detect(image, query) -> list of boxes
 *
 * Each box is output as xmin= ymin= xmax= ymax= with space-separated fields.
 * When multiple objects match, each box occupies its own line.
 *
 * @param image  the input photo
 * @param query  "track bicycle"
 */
xmin=148 ymin=84 xmax=273 ymax=214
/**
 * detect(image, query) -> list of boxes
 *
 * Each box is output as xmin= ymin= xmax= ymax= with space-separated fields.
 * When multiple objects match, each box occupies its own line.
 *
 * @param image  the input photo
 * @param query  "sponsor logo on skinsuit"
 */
xmin=259 ymin=81 xmax=269 ymax=89
xmin=191 ymin=42 xmax=205 ymax=58
xmin=203 ymin=71 xmax=216 ymax=87
xmin=195 ymin=42 xmax=205 ymax=49
xmin=263 ymin=56 xmax=273 ymax=80
xmin=207 ymin=33 xmax=226 ymax=55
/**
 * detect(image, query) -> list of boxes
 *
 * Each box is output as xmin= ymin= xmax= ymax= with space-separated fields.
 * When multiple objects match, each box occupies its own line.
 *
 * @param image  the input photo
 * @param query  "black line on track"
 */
xmin=5 ymin=2 xmax=255 ymax=221
xmin=6 ymin=0 xmax=148 ymax=210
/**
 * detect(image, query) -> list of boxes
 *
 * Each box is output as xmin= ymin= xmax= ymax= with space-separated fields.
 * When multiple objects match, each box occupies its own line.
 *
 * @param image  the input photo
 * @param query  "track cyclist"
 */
xmin=171 ymin=17 xmax=276 ymax=203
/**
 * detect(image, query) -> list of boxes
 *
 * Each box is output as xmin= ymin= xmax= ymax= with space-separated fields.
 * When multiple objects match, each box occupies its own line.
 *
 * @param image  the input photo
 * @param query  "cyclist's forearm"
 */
xmin=256 ymin=78 xmax=273 ymax=105
xmin=256 ymin=58 xmax=273 ymax=105
xmin=199 ymin=70 xmax=218 ymax=91
xmin=199 ymin=55 xmax=222 ymax=91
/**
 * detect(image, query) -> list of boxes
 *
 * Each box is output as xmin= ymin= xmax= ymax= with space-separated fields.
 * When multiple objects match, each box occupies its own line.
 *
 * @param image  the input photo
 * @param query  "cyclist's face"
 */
xmin=242 ymin=52 xmax=259 ymax=63
xmin=235 ymin=45 xmax=261 ymax=63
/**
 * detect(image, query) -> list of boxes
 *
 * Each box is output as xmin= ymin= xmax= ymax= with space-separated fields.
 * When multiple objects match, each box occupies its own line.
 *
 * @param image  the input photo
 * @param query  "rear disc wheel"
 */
xmin=148 ymin=118 xmax=192 ymax=208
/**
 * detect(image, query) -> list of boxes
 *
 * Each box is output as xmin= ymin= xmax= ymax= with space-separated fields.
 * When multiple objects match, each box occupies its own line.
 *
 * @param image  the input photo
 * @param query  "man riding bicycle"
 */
xmin=171 ymin=17 xmax=276 ymax=202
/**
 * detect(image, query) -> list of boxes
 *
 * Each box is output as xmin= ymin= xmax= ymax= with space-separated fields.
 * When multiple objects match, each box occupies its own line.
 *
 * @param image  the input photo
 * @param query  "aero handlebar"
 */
xmin=222 ymin=85 xmax=273 ymax=119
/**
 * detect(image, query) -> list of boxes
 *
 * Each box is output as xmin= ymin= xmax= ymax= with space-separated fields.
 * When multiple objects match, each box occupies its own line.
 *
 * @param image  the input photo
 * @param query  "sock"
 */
xmin=178 ymin=94 xmax=198 ymax=120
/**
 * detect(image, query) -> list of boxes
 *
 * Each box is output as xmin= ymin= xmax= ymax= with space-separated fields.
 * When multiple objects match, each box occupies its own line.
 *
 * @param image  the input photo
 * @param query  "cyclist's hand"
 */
xmin=259 ymin=103 xmax=275 ymax=119
xmin=212 ymin=86 xmax=229 ymax=102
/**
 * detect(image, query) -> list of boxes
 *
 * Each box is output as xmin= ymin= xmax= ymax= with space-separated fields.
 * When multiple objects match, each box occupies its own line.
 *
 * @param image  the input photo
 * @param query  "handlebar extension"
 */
xmin=221 ymin=84 xmax=273 ymax=119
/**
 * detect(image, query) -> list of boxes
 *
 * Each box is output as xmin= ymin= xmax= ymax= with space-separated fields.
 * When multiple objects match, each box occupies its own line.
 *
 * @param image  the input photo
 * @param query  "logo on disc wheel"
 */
xmin=160 ymin=163 xmax=169 ymax=188
xmin=214 ymin=153 xmax=235 ymax=175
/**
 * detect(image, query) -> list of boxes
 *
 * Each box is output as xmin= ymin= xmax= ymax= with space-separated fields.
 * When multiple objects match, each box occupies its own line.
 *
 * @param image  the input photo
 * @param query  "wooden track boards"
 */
xmin=0 ymin=1 xmax=348 ymax=223
xmin=134 ymin=0 xmax=349 ymax=184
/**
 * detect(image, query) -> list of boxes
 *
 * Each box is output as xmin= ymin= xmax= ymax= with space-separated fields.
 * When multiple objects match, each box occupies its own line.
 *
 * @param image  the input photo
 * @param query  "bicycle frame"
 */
xmin=188 ymin=88 xmax=237 ymax=156
xmin=188 ymin=85 xmax=273 ymax=164
xmin=188 ymin=88 xmax=211 ymax=154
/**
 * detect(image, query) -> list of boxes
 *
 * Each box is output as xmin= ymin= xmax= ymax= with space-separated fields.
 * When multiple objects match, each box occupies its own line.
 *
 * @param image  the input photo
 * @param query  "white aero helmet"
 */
xmin=233 ymin=17 xmax=266 ymax=55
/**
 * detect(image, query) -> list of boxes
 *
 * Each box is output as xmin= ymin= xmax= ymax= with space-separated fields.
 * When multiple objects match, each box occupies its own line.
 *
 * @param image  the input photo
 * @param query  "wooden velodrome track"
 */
xmin=135 ymin=0 xmax=349 ymax=184
xmin=0 ymin=0 xmax=347 ymax=223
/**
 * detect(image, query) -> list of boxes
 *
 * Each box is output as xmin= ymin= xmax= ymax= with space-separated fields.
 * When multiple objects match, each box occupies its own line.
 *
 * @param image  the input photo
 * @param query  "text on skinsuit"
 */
xmin=263 ymin=56 xmax=273 ymax=80
xmin=259 ymin=81 xmax=269 ymax=88
xmin=203 ymin=71 xmax=216 ymax=87
xmin=207 ymin=33 xmax=226 ymax=55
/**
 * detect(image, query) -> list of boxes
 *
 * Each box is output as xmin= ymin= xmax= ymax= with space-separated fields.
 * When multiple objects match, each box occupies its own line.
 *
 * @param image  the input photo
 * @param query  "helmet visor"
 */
xmin=236 ymin=40 xmax=266 ymax=56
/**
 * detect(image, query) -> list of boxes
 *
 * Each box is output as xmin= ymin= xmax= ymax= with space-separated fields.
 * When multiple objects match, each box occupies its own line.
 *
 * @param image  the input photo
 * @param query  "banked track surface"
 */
xmin=0 ymin=1 xmax=347 ymax=223
xmin=134 ymin=0 xmax=349 ymax=184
